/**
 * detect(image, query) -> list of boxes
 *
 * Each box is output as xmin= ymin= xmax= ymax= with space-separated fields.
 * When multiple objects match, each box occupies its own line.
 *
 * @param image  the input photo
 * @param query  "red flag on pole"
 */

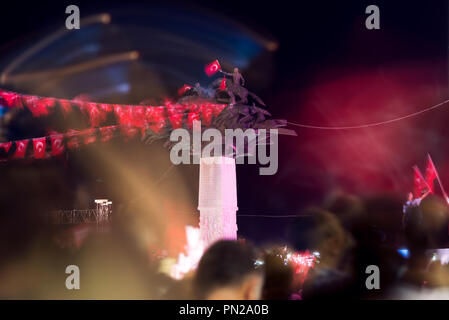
xmin=204 ymin=60 xmax=221 ymax=76
xmin=425 ymin=154 xmax=438 ymax=194
xmin=413 ymin=165 xmax=429 ymax=198
xmin=178 ymin=84 xmax=193 ymax=96
xmin=219 ymin=76 xmax=226 ymax=90
xmin=33 ymin=137 xmax=46 ymax=159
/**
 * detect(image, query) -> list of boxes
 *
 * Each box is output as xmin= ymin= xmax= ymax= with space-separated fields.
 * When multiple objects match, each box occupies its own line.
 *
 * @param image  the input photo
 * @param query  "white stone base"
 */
xmin=198 ymin=156 xmax=238 ymax=247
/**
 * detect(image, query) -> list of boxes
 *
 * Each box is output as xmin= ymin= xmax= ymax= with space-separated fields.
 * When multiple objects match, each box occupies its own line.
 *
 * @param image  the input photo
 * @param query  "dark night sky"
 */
xmin=0 ymin=1 xmax=448 ymax=246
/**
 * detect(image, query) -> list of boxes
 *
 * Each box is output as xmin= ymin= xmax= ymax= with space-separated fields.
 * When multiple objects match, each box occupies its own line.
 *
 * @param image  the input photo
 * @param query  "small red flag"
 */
xmin=148 ymin=107 xmax=167 ymax=134
xmin=33 ymin=137 xmax=46 ymax=159
xmin=131 ymin=106 xmax=146 ymax=128
xmin=178 ymin=84 xmax=193 ymax=96
xmin=0 ymin=90 xmax=23 ymax=108
xmin=204 ymin=60 xmax=221 ymax=76
xmin=24 ymin=96 xmax=50 ymax=117
xmin=100 ymin=126 xmax=115 ymax=143
xmin=0 ymin=142 xmax=12 ymax=153
xmin=219 ymin=76 xmax=226 ymax=90
xmin=83 ymin=128 xmax=97 ymax=145
xmin=425 ymin=154 xmax=438 ymax=194
xmin=14 ymin=140 xmax=29 ymax=159
xmin=187 ymin=112 xmax=200 ymax=129
xmin=86 ymin=103 xmax=106 ymax=127
xmin=59 ymin=99 xmax=72 ymax=117
xmin=413 ymin=165 xmax=429 ymax=198
xmin=99 ymin=103 xmax=113 ymax=113
xmin=200 ymin=104 xmax=214 ymax=126
xmin=169 ymin=114 xmax=183 ymax=129
xmin=50 ymin=134 xmax=65 ymax=156
xmin=66 ymin=130 xmax=81 ymax=149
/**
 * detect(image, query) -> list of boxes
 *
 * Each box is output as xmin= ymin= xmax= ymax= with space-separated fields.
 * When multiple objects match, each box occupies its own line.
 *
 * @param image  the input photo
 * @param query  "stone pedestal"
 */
xmin=198 ymin=156 xmax=238 ymax=248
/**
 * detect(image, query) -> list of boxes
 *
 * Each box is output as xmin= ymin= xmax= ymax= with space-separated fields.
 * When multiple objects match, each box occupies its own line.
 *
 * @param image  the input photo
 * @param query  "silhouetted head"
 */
xmin=261 ymin=248 xmax=294 ymax=300
xmin=193 ymin=240 xmax=263 ymax=300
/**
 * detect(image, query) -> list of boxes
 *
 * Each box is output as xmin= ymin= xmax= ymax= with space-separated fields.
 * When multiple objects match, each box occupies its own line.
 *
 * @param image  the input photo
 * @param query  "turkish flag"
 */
xmin=187 ymin=112 xmax=200 ymax=129
xmin=166 ymin=104 xmax=185 ymax=129
xmin=187 ymin=103 xmax=200 ymax=113
xmin=114 ymin=105 xmax=123 ymax=121
xmin=33 ymin=137 xmax=46 ymax=159
xmin=24 ymin=96 xmax=51 ymax=117
xmin=50 ymin=134 xmax=65 ymax=156
xmin=86 ymin=103 xmax=106 ymax=127
xmin=132 ymin=106 xmax=146 ymax=128
xmin=59 ymin=99 xmax=72 ymax=117
xmin=200 ymin=104 xmax=213 ymax=126
xmin=169 ymin=114 xmax=184 ymax=129
xmin=100 ymin=126 xmax=116 ymax=142
xmin=83 ymin=128 xmax=97 ymax=144
xmin=66 ymin=130 xmax=81 ymax=149
xmin=204 ymin=60 xmax=221 ymax=76
xmin=14 ymin=140 xmax=29 ymax=159
xmin=121 ymin=126 xmax=139 ymax=139
xmin=147 ymin=107 xmax=167 ymax=134
xmin=425 ymin=154 xmax=438 ymax=194
xmin=219 ymin=76 xmax=226 ymax=90
xmin=115 ymin=105 xmax=133 ymax=127
xmin=0 ymin=142 xmax=12 ymax=153
xmin=413 ymin=165 xmax=429 ymax=198
xmin=178 ymin=84 xmax=193 ymax=96
xmin=99 ymin=103 xmax=113 ymax=113
xmin=166 ymin=104 xmax=179 ymax=117
xmin=40 ymin=97 xmax=55 ymax=111
xmin=0 ymin=90 xmax=23 ymax=108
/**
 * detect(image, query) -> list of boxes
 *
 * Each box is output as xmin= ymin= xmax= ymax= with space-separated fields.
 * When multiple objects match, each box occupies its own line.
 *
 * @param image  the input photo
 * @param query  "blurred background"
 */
xmin=0 ymin=0 xmax=448 ymax=298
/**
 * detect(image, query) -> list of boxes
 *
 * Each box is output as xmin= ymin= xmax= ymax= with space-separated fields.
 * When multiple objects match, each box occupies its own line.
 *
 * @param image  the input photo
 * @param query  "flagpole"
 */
xmin=425 ymin=154 xmax=449 ymax=235
xmin=428 ymin=153 xmax=449 ymax=200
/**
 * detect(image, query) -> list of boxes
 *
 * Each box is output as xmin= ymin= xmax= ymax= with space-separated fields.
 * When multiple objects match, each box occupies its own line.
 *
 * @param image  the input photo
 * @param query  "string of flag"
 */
xmin=0 ymin=90 xmax=227 ymax=162
xmin=0 ymin=89 xmax=227 ymax=129
xmin=0 ymin=58 xmax=239 ymax=162
xmin=0 ymin=125 xmax=123 ymax=161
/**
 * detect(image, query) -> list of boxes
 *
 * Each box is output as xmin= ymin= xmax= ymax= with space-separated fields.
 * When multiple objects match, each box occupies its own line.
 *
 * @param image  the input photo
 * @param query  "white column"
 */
xmin=198 ymin=156 xmax=238 ymax=248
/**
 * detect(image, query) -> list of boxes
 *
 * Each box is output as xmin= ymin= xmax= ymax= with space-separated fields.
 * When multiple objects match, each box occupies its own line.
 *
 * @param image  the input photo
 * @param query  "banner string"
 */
xmin=287 ymin=98 xmax=449 ymax=130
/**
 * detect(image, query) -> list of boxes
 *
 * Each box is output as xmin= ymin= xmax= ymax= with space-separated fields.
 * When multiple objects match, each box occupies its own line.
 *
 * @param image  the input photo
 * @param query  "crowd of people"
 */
xmin=1 ymin=191 xmax=449 ymax=299
xmin=160 ymin=192 xmax=449 ymax=300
